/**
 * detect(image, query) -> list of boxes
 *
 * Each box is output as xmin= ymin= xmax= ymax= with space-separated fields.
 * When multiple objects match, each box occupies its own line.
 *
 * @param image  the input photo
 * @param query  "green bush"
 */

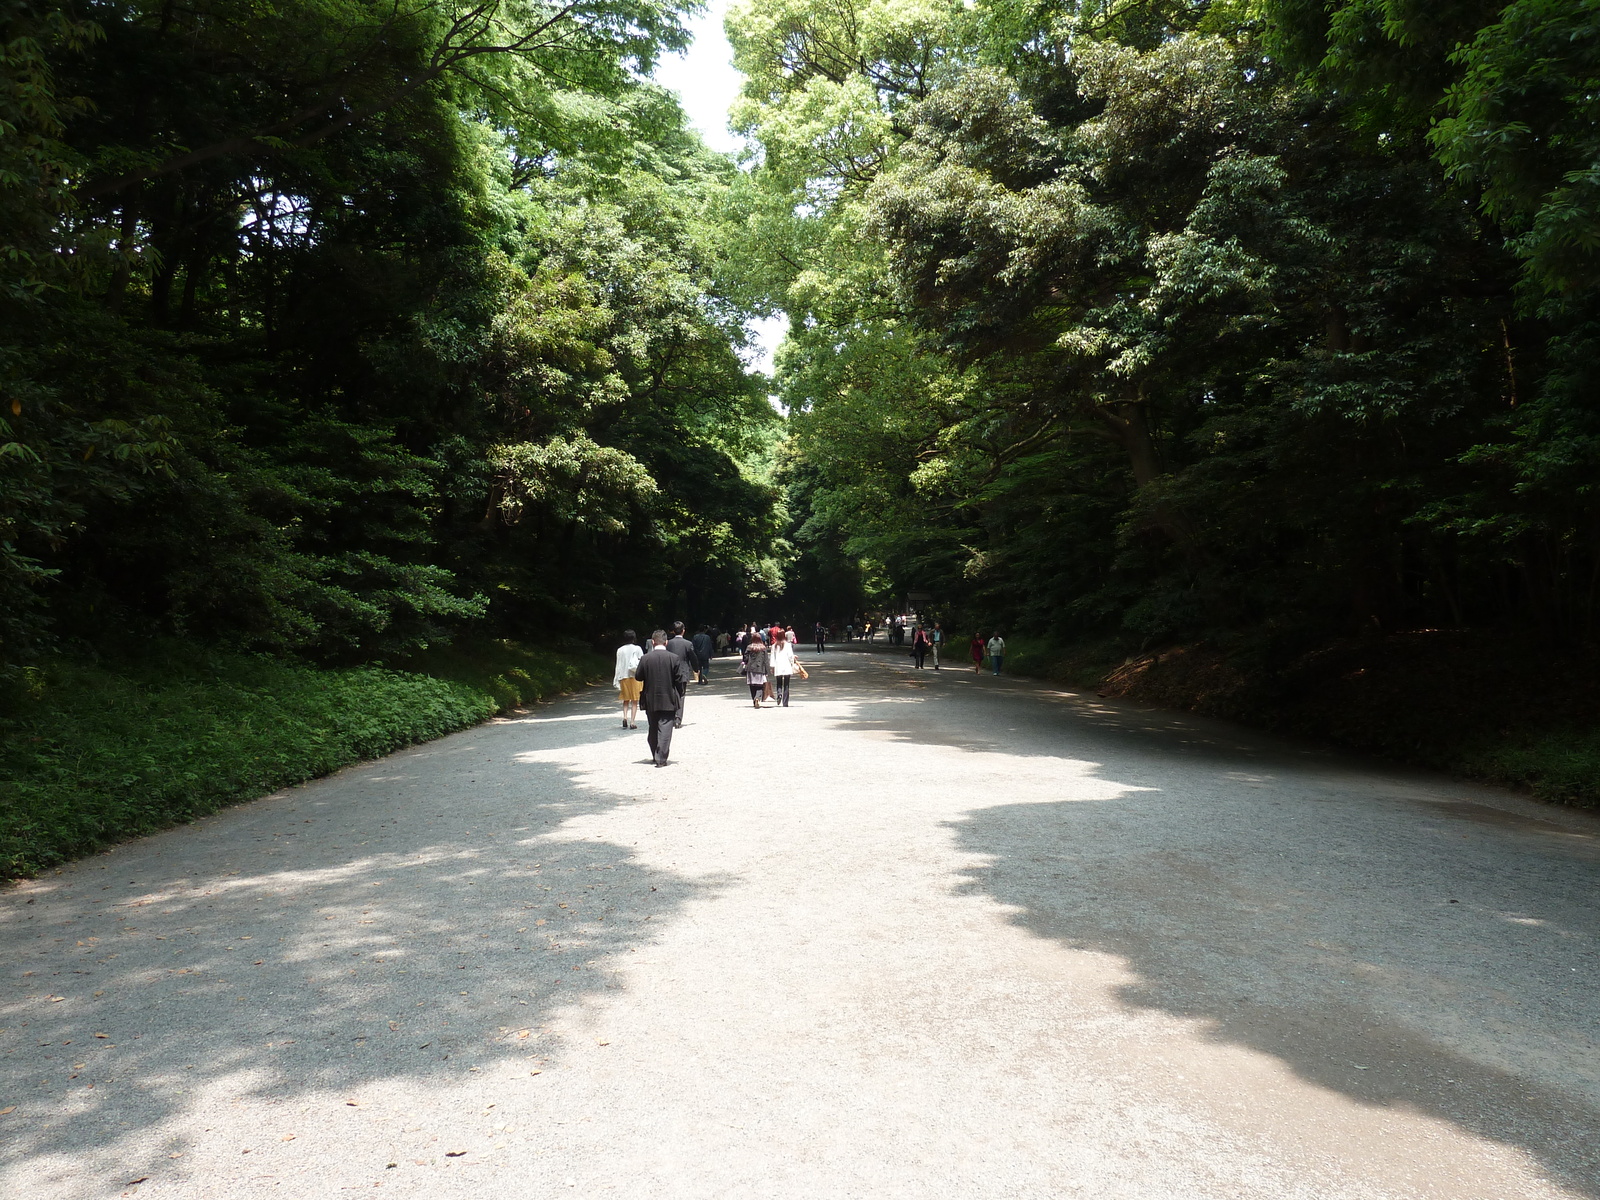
xmin=0 ymin=640 xmax=604 ymax=880
xmin=1469 ymin=731 xmax=1600 ymax=809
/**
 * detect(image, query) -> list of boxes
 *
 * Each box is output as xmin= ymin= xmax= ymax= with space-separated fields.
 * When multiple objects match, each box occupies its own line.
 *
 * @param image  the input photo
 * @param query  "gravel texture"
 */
xmin=2 ymin=643 xmax=1597 ymax=1199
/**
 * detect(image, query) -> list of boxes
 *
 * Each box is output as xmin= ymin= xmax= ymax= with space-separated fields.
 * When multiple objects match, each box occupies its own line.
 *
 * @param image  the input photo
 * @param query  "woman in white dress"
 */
xmin=769 ymin=629 xmax=798 ymax=708
xmin=613 ymin=630 xmax=644 ymax=729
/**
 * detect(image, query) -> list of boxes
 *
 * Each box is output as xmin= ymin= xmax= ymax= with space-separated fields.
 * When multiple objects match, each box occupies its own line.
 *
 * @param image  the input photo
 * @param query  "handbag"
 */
xmin=796 ymin=664 xmax=809 ymax=680
xmin=763 ymin=679 xmax=775 ymax=700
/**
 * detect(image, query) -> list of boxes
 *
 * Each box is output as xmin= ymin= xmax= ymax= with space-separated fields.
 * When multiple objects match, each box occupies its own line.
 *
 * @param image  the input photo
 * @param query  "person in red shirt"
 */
xmin=970 ymin=632 xmax=985 ymax=673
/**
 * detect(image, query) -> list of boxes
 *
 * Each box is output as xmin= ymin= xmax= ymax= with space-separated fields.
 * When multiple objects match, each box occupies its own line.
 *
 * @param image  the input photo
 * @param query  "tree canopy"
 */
xmin=5 ymin=0 xmax=1598 ymax=671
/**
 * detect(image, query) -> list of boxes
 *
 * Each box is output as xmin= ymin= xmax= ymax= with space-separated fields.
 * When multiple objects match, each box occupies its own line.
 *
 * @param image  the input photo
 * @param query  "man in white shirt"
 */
xmin=986 ymin=633 xmax=1005 ymax=676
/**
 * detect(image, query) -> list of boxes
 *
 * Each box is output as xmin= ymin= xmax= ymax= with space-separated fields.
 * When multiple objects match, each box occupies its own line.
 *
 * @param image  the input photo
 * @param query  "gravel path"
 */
xmin=3 ymin=644 xmax=1598 ymax=1199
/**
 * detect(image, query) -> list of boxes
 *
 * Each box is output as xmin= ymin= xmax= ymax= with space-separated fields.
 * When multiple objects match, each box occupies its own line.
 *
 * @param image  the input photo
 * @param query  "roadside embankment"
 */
xmin=0 ymin=639 xmax=605 ymax=880
xmin=1001 ymin=631 xmax=1600 ymax=809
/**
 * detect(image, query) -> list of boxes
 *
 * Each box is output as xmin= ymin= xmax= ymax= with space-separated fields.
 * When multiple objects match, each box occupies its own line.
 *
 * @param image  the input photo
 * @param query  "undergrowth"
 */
xmin=0 ymin=639 xmax=605 ymax=880
xmin=1000 ymin=631 xmax=1600 ymax=810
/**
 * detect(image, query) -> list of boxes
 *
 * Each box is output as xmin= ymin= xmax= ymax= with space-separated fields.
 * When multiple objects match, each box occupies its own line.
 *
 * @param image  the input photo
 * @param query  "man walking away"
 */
xmin=666 ymin=622 xmax=696 ymax=726
xmin=692 ymin=626 xmax=715 ymax=685
xmin=633 ymin=630 xmax=691 ymax=766
xmin=987 ymin=632 xmax=1006 ymax=675
xmin=931 ymin=623 xmax=944 ymax=669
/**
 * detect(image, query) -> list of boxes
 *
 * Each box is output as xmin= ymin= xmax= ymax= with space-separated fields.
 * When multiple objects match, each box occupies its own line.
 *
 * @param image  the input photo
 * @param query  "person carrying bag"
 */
xmin=743 ymin=636 xmax=771 ymax=709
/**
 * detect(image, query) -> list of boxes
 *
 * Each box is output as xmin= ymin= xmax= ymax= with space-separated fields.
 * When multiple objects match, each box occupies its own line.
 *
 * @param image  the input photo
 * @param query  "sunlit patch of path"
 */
xmin=2 ymin=645 xmax=1597 ymax=1198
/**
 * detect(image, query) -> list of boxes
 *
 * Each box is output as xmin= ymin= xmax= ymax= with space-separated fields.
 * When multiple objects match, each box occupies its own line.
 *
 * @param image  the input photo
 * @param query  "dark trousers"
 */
xmin=774 ymin=675 xmax=791 ymax=706
xmin=646 ymin=708 xmax=675 ymax=764
xmin=673 ymin=685 xmax=686 ymax=727
xmin=913 ymin=647 xmax=926 ymax=668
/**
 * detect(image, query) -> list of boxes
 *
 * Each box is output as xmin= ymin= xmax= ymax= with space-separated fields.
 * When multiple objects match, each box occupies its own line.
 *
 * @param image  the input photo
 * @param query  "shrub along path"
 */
xmin=1 ymin=645 xmax=1597 ymax=1198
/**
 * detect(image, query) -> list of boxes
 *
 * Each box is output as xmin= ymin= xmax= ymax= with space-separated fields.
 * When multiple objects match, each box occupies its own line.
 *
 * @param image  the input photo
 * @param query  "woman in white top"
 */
xmin=613 ymin=630 xmax=644 ymax=729
xmin=769 ymin=629 xmax=799 ymax=707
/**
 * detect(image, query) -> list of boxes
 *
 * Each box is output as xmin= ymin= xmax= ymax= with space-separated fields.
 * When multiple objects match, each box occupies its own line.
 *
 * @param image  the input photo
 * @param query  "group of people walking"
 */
xmin=611 ymin=621 xmax=813 ymax=767
xmin=610 ymin=618 xmax=1009 ymax=767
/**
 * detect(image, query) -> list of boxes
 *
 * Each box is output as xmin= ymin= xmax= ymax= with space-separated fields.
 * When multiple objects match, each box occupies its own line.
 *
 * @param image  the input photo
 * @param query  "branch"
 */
xmin=78 ymin=1 xmax=582 ymax=199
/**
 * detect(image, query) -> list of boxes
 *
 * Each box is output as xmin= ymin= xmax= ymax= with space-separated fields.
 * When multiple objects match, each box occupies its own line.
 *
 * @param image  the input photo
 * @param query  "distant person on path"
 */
xmin=931 ymin=623 xmax=944 ymax=669
xmin=666 ymin=622 xmax=696 ymax=727
xmin=987 ymin=632 xmax=1006 ymax=675
xmin=770 ymin=629 xmax=799 ymax=707
xmin=743 ymin=635 xmax=770 ymax=708
xmin=970 ymin=632 xmax=985 ymax=673
xmin=911 ymin=624 xmax=930 ymax=669
xmin=633 ymin=630 xmax=691 ymax=766
xmin=716 ymin=630 xmax=730 ymax=655
xmin=693 ymin=626 xmax=715 ymax=685
xmin=814 ymin=621 xmax=827 ymax=653
xmin=613 ymin=630 xmax=644 ymax=729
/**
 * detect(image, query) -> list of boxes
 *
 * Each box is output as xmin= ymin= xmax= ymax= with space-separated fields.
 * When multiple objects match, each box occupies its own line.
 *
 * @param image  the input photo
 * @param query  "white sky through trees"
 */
xmin=653 ymin=0 xmax=787 ymax=378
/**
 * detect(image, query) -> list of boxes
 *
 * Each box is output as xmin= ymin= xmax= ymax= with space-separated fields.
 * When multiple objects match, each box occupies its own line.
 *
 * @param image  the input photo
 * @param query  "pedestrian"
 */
xmin=666 ymin=622 xmax=697 ymax=727
xmin=911 ymin=624 xmax=930 ymax=668
xmin=987 ymin=631 xmax=1006 ymax=675
xmin=970 ymin=632 xmax=985 ymax=673
xmin=814 ymin=620 xmax=827 ymax=653
xmin=613 ymin=629 xmax=643 ymax=729
xmin=716 ymin=630 xmax=730 ymax=655
xmin=742 ymin=635 xmax=770 ymax=708
xmin=931 ymin=622 xmax=944 ymax=669
xmin=633 ymin=630 xmax=692 ymax=766
xmin=692 ymin=625 xmax=715 ymax=685
xmin=770 ymin=629 xmax=801 ymax=707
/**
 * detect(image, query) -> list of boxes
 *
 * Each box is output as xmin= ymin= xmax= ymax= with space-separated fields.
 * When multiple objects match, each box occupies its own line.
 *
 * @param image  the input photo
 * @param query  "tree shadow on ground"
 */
xmin=834 ymin=658 xmax=1600 ymax=1197
xmin=0 ymin=684 xmax=712 ymax=1194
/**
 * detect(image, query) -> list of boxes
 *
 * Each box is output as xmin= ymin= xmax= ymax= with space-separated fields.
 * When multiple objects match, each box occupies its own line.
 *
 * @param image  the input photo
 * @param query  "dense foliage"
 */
xmin=1 ymin=0 xmax=786 ymax=671
xmin=0 ymin=639 xmax=603 ymax=878
xmin=727 ymin=0 xmax=1600 ymax=658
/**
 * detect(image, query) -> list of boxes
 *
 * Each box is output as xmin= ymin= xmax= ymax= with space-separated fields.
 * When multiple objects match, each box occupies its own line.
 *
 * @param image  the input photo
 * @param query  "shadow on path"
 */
xmin=0 ymin=685 xmax=711 ymax=1193
xmin=836 ymin=654 xmax=1600 ymax=1197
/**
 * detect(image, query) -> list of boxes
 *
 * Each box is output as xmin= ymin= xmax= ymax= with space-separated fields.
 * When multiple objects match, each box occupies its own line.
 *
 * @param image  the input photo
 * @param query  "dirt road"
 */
xmin=3 ymin=644 xmax=1597 ymax=1198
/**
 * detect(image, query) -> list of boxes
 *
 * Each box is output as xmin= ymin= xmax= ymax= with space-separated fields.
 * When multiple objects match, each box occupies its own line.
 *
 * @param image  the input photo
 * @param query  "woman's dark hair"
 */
xmin=623 ymin=629 xmax=636 ymax=642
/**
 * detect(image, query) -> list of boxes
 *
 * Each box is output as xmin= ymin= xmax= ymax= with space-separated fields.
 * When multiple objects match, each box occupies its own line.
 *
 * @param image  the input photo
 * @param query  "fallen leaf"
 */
xmin=346 ymin=1100 xmax=360 ymax=1107
xmin=529 ymin=1070 xmax=541 ymax=1076
xmin=535 ymin=919 xmax=546 ymax=926
xmin=168 ymin=1152 xmax=183 ymax=1158
xmin=280 ymin=1134 xmax=295 ymax=1142
xmin=388 ymin=1022 xmax=398 ymax=1031
xmin=254 ymin=961 xmax=264 ymax=966
xmin=516 ymin=1031 xmax=530 ymax=1040
xmin=0 ymin=1106 xmax=16 ymax=1115
xmin=413 ymin=1160 xmax=427 ymax=1166
xmin=444 ymin=1151 xmax=465 ymax=1158
xmin=127 ymin=1178 xmax=148 ymax=1186
xmin=48 ymin=996 xmax=64 ymax=1003
xmin=94 ymin=1033 xmax=109 ymax=1039
xmin=386 ymin=1163 xmax=397 ymax=1169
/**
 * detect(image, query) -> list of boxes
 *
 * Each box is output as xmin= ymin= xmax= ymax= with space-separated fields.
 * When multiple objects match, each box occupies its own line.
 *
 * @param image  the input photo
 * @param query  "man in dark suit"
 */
xmin=692 ymin=626 xmax=715 ymax=685
xmin=665 ymin=621 xmax=696 ymax=727
xmin=633 ymin=630 xmax=691 ymax=767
